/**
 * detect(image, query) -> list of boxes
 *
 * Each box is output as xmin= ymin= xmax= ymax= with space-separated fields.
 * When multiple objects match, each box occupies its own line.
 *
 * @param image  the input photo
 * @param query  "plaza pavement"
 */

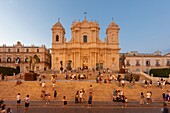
xmin=4 ymin=100 xmax=167 ymax=108
xmin=4 ymin=100 xmax=170 ymax=113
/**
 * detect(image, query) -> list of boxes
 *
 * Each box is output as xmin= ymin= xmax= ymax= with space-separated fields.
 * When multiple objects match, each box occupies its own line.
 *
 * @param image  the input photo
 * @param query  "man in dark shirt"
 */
xmin=161 ymin=103 xmax=169 ymax=113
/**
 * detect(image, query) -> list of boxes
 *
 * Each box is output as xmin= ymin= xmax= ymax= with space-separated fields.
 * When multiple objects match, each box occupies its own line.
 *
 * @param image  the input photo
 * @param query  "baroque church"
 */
xmin=51 ymin=17 xmax=120 ymax=72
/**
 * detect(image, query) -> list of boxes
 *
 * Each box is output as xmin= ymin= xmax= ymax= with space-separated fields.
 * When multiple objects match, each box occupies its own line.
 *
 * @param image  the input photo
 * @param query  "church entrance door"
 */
xmin=67 ymin=60 xmax=72 ymax=70
xmin=82 ymin=56 xmax=88 ymax=70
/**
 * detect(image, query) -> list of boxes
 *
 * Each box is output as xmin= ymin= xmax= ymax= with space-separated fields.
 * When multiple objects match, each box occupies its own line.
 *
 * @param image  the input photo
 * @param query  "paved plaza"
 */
xmin=1 ymin=71 xmax=170 ymax=113
xmin=5 ymin=101 xmax=169 ymax=113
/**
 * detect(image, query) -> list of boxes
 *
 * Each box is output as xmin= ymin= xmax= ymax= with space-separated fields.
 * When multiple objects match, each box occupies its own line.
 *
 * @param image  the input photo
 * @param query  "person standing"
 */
xmin=24 ymin=95 xmax=29 ymax=113
xmin=140 ymin=92 xmax=145 ymax=104
xmin=6 ymin=107 xmax=12 ymax=113
xmin=121 ymin=79 xmax=125 ymax=88
xmin=52 ymin=83 xmax=55 ymax=90
xmin=88 ymin=92 xmax=92 ymax=108
xmin=75 ymin=91 xmax=79 ymax=103
xmin=42 ymin=82 xmax=46 ymax=88
xmin=16 ymin=93 xmax=21 ymax=108
xmin=0 ymin=98 xmax=4 ymax=107
xmin=146 ymin=91 xmax=151 ymax=104
xmin=79 ymin=90 xmax=83 ymax=103
xmin=1 ymin=103 xmax=6 ymax=113
xmin=161 ymin=103 xmax=169 ymax=113
xmin=63 ymin=96 xmax=67 ymax=108
xmin=46 ymin=94 xmax=50 ymax=105
xmin=54 ymin=90 xmax=57 ymax=99
xmin=1 ymin=74 xmax=4 ymax=81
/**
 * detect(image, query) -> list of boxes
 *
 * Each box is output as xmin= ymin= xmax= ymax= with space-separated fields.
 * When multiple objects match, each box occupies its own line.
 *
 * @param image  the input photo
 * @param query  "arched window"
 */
xmin=17 ymin=49 xmax=20 ymax=52
xmin=146 ymin=60 xmax=150 ymax=66
xmin=7 ymin=57 xmax=11 ymax=62
xmin=8 ymin=49 xmax=10 ymax=52
xmin=25 ymin=57 xmax=28 ymax=62
xmin=56 ymin=35 xmax=59 ymax=41
xmin=83 ymin=35 xmax=87 ymax=43
xmin=167 ymin=60 xmax=170 ymax=64
xmin=15 ymin=57 xmax=20 ymax=64
xmin=26 ymin=49 xmax=29 ymax=52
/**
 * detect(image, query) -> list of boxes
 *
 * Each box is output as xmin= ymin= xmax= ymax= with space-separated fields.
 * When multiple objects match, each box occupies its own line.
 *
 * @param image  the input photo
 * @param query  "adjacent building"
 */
xmin=0 ymin=41 xmax=51 ymax=73
xmin=123 ymin=51 xmax=170 ymax=74
xmin=51 ymin=17 xmax=120 ymax=72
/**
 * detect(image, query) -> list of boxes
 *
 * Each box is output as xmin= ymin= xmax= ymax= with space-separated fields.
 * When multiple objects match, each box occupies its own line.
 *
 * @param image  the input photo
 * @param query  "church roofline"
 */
xmin=71 ymin=18 xmax=100 ymax=30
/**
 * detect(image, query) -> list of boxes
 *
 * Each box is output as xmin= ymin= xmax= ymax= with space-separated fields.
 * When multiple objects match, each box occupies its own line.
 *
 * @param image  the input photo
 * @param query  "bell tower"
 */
xmin=51 ymin=19 xmax=65 ymax=44
xmin=106 ymin=19 xmax=120 ymax=46
xmin=51 ymin=19 xmax=66 ymax=70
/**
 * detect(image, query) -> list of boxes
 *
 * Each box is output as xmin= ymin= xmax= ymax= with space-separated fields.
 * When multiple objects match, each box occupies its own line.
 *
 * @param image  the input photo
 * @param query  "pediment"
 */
xmin=81 ymin=22 xmax=90 ymax=28
xmin=14 ymin=41 xmax=23 ymax=47
xmin=71 ymin=19 xmax=99 ymax=29
xmin=73 ymin=21 xmax=90 ymax=28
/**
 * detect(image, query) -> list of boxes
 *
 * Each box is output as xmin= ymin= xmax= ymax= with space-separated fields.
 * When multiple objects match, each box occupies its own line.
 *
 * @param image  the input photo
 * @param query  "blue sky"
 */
xmin=0 ymin=0 xmax=170 ymax=53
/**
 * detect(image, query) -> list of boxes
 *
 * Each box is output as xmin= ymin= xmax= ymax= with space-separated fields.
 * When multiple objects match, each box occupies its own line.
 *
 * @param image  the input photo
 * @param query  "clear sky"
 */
xmin=0 ymin=0 xmax=170 ymax=53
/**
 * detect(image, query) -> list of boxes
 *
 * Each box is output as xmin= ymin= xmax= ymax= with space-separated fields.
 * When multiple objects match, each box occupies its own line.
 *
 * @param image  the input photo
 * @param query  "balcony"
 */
xmin=155 ymin=63 xmax=160 ymax=67
xmin=136 ymin=63 xmax=140 ymax=66
xmin=166 ymin=63 xmax=170 ymax=66
xmin=146 ymin=64 xmax=150 ymax=67
xmin=126 ymin=63 xmax=130 ymax=66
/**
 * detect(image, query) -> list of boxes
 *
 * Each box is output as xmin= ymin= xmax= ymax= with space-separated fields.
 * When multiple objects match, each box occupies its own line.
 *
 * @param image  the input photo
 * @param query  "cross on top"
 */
xmin=84 ymin=12 xmax=87 ymax=19
xmin=84 ymin=12 xmax=87 ymax=15
xmin=112 ymin=17 xmax=114 ymax=22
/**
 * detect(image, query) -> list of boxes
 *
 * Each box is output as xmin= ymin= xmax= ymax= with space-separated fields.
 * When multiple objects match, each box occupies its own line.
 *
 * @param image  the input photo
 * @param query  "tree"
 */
xmin=28 ymin=55 xmax=40 ymax=72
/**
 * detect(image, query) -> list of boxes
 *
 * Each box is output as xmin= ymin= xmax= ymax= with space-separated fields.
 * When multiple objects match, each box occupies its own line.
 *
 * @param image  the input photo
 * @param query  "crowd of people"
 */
xmin=1 ymin=68 xmax=170 ymax=112
xmin=112 ymin=89 xmax=127 ymax=108
xmin=65 ymin=73 xmax=88 ymax=80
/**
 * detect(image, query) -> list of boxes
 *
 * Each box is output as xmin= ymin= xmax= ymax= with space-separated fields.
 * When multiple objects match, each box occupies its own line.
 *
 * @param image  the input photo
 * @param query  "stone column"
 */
xmin=105 ymin=49 xmax=107 ymax=68
xmin=63 ymin=49 xmax=66 ymax=69
xmin=74 ymin=52 xmax=75 ymax=69
xmin=90 ymin=53 xmax=91 ymax=69
xmin=94 ymin=52 xmax=96 ymax=68
xmin=79 ymin=52 xmax=81 ymax=68
xmin=72 ymin=53 xmax=74 ymax=68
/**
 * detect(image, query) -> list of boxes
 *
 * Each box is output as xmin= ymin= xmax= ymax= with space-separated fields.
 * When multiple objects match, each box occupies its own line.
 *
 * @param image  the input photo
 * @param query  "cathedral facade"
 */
xmin=51 ymin=18 xmax=120 ymax=72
